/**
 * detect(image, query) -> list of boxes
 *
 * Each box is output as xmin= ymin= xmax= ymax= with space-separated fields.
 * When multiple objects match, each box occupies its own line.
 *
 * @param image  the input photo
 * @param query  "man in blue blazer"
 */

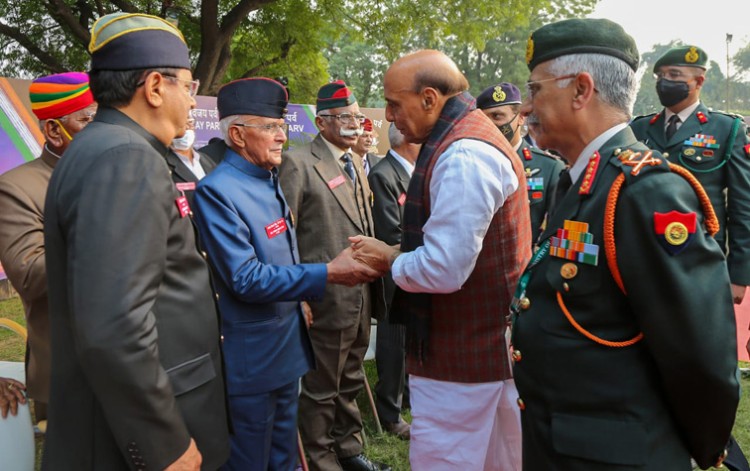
xmin=193 ymin=78 xmax=380 ymax=471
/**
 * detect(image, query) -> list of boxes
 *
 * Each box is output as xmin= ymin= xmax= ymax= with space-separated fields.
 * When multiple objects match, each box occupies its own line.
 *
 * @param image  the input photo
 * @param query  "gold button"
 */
xmin=512 ymin=350 xmax=522 ymax=362
xmin=201 ymin=251 xmax=208 ymax=259
xmin=517 ymin=398 xmax=525 ymax=410
xmin=220 ymin=335 xmax=224 ymax=342
xmin=663 ymin=152 xmax=670 ymax=158
xmin=562 ymin=282 xmax=570 ymax=292
xmin=214 ymin=293 xmax=220 ymax=301
xmin=560 ymin=262 xmax=578 ymax=279
xmin=519 ymin=297 xmax=531 ymax=310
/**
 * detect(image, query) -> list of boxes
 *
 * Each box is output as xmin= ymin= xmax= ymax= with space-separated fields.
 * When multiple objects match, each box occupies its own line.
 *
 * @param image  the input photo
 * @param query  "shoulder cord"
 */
xmin=555 ymin=161 xmax=718 ymax=348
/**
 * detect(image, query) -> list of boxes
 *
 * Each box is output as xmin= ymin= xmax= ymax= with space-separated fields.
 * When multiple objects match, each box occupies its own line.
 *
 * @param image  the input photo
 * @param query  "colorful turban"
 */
xmin=316 ymin=80 xmax=357 ymax=112
xmin=362 ymin=118 xmax=373 ymax=132
xmin=29 ymin=72 xmax=95 ymax=120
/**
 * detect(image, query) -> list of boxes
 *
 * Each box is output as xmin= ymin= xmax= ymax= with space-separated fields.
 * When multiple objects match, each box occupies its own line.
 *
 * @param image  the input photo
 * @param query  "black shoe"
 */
xmin=339 ymin=453 xmax=392 ymax=471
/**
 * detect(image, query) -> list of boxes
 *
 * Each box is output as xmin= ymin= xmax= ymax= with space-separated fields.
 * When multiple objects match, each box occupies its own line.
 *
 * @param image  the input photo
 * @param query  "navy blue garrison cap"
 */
xmin=477 ymin=82 xmax=522 ymax=110
xmin=89 ymin=13 xmax=191 ymax=71
xmin=217 ymin=78 xmax=289 ymax=120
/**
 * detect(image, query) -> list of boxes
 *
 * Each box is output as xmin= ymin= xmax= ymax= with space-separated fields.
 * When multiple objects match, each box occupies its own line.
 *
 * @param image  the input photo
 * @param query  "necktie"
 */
xmin=550 ymin=169 xmax=572 ymax=216
xmin=665 ymin=114 xmax=680 ymax=141
xmin=341 ymin=153 xmax=357 ymax=187
xmin=363 ymin=156 xmax=370 ymax=175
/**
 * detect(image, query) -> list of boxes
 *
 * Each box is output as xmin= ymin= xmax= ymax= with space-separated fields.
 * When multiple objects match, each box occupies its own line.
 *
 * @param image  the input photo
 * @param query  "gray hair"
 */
xmin=388 ymin=122 xmax=405 ymax=148
xmin=219 ymin=115 xmax=242 ymax=145
xmin=547 ymin=53 xmax=639 ymax=118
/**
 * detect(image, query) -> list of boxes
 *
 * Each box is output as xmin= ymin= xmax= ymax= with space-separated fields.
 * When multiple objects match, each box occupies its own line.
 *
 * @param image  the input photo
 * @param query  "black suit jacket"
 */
xmin=165 ymin=149 xmax=217 ymax=209
xmin=197 ymin=139 xmax=228 ymax=164
xmin=368 ymin=151 xmax=411 ymax=308
xmin=43 ymin=107 xmax=230 ymax=470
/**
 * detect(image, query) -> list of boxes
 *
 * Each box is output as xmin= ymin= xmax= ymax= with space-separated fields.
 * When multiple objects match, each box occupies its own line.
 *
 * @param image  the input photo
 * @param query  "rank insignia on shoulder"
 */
xmin=696 ymin=111 xmax=708 ymax=124
xmin=649 ymin=113 xmax=660 ymax=125
xmin=744 ymin=144 xmax=750 ymax=158
xmin=522 ymin=147 xmax=532 ymax=161
xmin=654 ymin=211 xmax=696 ymax=255
xmin=550 ymin=219 xmax=599 ymax=266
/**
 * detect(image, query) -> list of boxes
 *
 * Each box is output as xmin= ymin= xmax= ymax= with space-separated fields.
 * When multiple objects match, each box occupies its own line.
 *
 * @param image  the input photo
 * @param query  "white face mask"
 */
xmin=172 ymin=129 xmax=195 ymax=150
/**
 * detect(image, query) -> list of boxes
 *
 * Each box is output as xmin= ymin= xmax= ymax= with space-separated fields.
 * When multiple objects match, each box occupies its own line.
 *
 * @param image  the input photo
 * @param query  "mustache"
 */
xmin=340 ymin=128 xmax=364 ymax=137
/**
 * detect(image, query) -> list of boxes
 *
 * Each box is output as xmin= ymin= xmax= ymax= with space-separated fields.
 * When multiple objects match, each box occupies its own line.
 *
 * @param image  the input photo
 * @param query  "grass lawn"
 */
xmin=1 ymin=295 xmax=746 ymax=470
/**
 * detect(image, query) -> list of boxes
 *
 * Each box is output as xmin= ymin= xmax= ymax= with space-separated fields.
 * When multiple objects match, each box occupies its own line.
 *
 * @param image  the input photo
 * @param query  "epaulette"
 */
xmin=703 ymin=108 xmax=745 ymax=122
xmin=630 ymin=113 xmax=658 ymax=124
xmin=603 ymin=147 xmax=719 ymax=301
xmin=612 ymin=148 xmax=669 ymax=184
xmin=529 ymin=146 xmax=562 ymax=161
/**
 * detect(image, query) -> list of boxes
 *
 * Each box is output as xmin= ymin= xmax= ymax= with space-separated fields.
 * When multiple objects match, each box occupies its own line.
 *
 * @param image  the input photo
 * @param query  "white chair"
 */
xmin=0 ymin=318 xmax=34 ymax=471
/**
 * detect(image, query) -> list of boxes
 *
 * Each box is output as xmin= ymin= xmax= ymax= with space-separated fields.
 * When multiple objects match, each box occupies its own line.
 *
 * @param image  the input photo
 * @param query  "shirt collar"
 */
xmin=570 ymin=122 xmax=628 ymax=184
xmin=320 ymin=134 xmax=350 ymax=160
xmin=664 ymin=100 xmax=700 ymax=127
xmin=389 ymin=149 xmax=415 ymax=176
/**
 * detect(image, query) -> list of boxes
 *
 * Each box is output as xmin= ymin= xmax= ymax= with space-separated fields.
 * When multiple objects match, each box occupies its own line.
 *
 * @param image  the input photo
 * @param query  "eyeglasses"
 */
xmin=60 ymin=111 xmax=96 ymax=125
xmin=319 ymin=113 xmax=367 ymax=125
xmin=136 ymin=73 xmax=200 ymax=97
xmin=234 ymin=122 xmax=289 ymax=135
xmin=654 ymin=69 xmax=689 ymax=81
xmin=163 ymin=75 xmax=200 ymax=97
xmin=525 ymin=74 xmax=577 ymax=99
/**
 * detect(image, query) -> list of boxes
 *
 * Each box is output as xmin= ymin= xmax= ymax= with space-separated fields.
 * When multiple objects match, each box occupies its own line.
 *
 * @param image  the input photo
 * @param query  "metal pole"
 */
xmin=727 ymin=34 xmax=733 ymax=111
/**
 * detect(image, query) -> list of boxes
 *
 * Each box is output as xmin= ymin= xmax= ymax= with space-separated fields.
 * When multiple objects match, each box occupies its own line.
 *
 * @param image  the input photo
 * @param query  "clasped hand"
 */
xmin=348 ymin=236 xmax=399 ymax=274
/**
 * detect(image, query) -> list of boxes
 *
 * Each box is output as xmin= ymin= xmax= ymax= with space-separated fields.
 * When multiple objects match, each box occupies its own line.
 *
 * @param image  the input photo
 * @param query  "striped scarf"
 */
xmin=391 ymin=91 xmax=475 ymax=362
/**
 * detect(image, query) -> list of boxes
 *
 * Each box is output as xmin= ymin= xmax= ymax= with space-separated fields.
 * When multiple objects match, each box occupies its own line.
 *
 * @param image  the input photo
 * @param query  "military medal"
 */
xmin=560 ymin=262 xmax=578 ymax=279
xmin=684 ymin=134 xmax=719 ymax=149
xmin=527 ymin=177 xmax=544 ymax=200
xmin=653 ymin=211 xmax=696 ymax=255
xmin=550 ymin=220 xmax=599 ymax=266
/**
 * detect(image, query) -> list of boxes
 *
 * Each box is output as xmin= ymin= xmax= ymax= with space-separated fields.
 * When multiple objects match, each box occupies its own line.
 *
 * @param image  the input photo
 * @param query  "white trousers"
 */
xmin=409 ymin=375 xmax=522 ymax=471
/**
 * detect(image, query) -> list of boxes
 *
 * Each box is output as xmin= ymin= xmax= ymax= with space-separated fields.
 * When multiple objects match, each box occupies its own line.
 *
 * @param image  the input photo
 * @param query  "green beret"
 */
xmin=89 ymin=13 xmax=190 ymax=71
xmin=653 ymin=46 xmax=708 ymax=72
xmin=526 ymin=18 xmax=639 ymax=72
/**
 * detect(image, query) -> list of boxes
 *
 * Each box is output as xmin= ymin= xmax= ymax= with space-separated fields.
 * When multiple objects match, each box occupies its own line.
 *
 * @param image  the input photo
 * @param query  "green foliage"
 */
xmin=326 ymin=0 xmax=599 ymax=106
xmin=635 ymin=41 xmax=750 ymax=117
xmin=226 ymin=0 xmax=336 ymax=104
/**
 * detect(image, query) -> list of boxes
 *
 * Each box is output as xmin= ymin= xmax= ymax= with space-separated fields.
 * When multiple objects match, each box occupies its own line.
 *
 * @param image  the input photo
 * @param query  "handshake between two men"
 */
xmin=325 ymin=236 xmax=400 ymax=287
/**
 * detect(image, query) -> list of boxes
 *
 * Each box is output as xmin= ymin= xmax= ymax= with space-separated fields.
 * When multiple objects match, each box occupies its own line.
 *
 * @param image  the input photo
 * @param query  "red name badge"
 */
xmin=176 ymin=182 xmax=196 ymax=192
xmin=175 ymin=195 xmax=191 ymax=218
xmin=327 ymin=174 xmax=346 ymax=189
xmin=398 ymin=192 xmax=407 ymax=206
xmin=265 ymin=217 xmax=288 ymax=239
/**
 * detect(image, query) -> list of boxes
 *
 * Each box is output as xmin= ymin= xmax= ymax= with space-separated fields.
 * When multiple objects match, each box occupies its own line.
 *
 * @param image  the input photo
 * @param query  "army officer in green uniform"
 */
xmin=478 ymin=82 xmax=565 ymax=243
xmin=630 ymin=45 xmax=750 ymax=305
xmin=512 ymin=19 xmax=739 ymax=470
